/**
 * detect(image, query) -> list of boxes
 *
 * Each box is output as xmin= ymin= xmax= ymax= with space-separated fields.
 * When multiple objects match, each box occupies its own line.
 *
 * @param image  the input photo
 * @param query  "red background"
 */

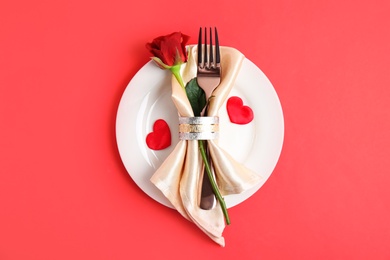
xmin=1 ymin=0 xmax=390 ymax=259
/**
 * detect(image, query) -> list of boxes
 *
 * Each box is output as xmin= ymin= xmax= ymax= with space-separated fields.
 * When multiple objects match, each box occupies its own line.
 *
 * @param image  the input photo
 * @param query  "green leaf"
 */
xmin=185 ymin=78 xmax=207 ymax=116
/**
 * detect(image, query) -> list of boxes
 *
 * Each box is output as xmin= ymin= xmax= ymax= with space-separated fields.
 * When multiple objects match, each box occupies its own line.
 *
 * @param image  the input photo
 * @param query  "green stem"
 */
xmin=170 ymin=65 xmax=185 ymax=90
xmin=198 ymin=140 xmax=230 ymax=225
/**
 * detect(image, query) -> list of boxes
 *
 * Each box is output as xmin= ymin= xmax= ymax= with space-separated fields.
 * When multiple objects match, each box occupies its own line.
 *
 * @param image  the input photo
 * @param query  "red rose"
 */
xmin=146 ymin=32 xmax=190 ymax=68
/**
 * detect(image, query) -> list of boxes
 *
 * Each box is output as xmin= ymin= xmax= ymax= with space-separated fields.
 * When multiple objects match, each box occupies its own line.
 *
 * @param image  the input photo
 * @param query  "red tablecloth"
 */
xmin=1 ymin=0 xmax=389 ymax=259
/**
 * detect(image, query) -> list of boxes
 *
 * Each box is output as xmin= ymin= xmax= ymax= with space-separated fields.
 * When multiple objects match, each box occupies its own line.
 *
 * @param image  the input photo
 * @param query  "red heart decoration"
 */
xmin=146 ymin=119 xmax=171 ymax=150
xmin=226 ymin=96 xmax=254 ymax=125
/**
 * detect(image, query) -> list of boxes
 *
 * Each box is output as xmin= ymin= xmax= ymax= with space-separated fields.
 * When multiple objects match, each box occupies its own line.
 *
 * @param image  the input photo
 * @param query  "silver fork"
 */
xmin=197 ymin=27 xmax=221 ymax=112
xmin=197 ymin=27 xmax=221 ymax=210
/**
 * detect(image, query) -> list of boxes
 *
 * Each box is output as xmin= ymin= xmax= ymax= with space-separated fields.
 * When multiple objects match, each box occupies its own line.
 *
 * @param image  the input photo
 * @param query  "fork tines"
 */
xmin=197 ymin=27 xmax=220 ymax=70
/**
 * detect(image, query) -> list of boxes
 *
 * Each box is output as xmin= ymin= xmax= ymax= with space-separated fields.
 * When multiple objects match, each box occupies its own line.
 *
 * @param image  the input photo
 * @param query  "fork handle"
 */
xmin=200 ymin=172 xmax=215 ymax=209
xmin=200 ymin=143 xmax=216 ymax=210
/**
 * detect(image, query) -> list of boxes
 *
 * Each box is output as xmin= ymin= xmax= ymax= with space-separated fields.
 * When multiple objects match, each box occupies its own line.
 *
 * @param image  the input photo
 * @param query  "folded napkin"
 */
xmin=150 ymin=46 xmax=262 ymax=246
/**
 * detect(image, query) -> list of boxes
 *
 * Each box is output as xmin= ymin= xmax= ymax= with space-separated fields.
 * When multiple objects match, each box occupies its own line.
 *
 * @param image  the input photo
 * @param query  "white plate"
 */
xmin=116 ymin=57 xmax=284 ymax=208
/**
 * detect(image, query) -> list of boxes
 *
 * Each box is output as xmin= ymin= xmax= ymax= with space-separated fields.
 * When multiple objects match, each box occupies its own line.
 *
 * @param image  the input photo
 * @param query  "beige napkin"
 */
xmin=150 ymin=46 xmax=262 ymax=246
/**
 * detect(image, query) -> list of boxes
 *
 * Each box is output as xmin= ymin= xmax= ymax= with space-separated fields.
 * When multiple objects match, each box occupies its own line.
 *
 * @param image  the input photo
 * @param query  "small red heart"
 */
xmin=227 ymin=96 xmax=254 ymax=125
xmin=146 ymin=119 xmax=171 ymax=150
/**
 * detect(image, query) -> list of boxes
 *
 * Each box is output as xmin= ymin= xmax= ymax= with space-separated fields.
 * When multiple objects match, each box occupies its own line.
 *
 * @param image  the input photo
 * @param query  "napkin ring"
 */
xmin=179 ymin=116 xmax=219 ymax=140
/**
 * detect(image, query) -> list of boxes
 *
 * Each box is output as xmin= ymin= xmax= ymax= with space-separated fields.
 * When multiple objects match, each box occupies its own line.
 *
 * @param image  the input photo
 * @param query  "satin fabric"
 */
xmin=150 ymin=46 xmax=262 ymax=246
